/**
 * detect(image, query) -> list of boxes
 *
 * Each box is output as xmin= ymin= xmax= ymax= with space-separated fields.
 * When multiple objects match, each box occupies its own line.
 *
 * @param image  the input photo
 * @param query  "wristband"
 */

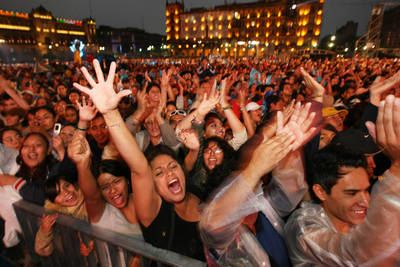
xmin=222 ymin=105 xmax=232 ymax=111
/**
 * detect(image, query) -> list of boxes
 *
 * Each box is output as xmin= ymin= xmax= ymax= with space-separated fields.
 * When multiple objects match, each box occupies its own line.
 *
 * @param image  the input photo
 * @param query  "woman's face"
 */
xmin=97 ymin=173 xmax=129 ymax=209
xmin=21 ymin=135 xmax=49 ymax=168
xmin=203 ymin=141 xmax=224 ymax=171
xmin=204 ymin=117 xmax=225 ymax=139
xmin=54 ymin=101 xmax=67 ymax=116
xmin=148 ymin=86 xmax=161 ymax=103
xmin=54 ymin=180 xmax=79 ymax=207
xmin=64 ymin=109 xmax=78 ymax=124
xmin=60 ymin=125 xmax=75 ymax=147
xmin=4 ymin=115 xmax=20 ymax=127
xmin=151 ymin=154 xmax=186 ymax=203
xmin=2 ymin=129 xmax=22 ymax=150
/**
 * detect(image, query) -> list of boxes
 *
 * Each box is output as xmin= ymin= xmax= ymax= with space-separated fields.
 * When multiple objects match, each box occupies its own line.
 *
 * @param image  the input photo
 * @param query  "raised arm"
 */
xmin=220 ymin=77 xmax=246 ymax=135
xmin=68 ymin=132 xmax=105 ymax=223
xmin=73 ymin=60 xmax=160 ymax=226
xmin=0 ymin=75 xmax=30 ymax=110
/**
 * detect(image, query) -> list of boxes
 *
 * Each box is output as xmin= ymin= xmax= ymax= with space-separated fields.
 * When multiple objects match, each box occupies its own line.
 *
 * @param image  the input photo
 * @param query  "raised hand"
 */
xmin=68 ymin=132 xmax=91 ymax=165
xmin=179 ymin=129 xmax=200 ymax=150
xmin=197 ymin=81 xmax=220 ymax=118
xmin=76 ymin=96 xmax=98 ymax=122
xmin=369 ymin=70 xmax=400 ymax=106
xmin=73 ymin=59 xmax=131 ymax=114
xmin=278 ymin=102 xmax=317 ymax=151
xmin=300 ymin=67 xmax=324 ymax=101
xmin=366 ymin=95 xmax=400 ymax=169
xmin=40 ymin=214 xmax=58 ymax=233
xmin=245 ymin=133 xmax=295 ymax=179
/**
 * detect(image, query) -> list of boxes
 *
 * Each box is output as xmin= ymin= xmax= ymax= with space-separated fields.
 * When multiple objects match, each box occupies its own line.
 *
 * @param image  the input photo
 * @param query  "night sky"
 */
xmin=0 ymin=0 xmax=392 ymax=39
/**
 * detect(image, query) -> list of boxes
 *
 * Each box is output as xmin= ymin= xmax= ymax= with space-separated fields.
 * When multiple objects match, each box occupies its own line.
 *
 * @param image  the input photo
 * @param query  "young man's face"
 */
xmin=319 ymin=167 xmax=370 ymax=232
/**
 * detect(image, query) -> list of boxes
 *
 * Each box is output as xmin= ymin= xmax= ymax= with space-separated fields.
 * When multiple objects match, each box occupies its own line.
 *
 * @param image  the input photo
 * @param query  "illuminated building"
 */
xmin=0 ymin=5 xmax=96 ymax=62
xmin=166 ymin=0 xmax=324 ymax=57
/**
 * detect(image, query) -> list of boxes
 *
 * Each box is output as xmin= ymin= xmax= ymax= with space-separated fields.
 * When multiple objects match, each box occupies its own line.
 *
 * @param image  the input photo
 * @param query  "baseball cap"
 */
xmin=246 ymin=102 xmax=265 ymax=112
xmin=331 ymin=128 xmax=380 ymax=156
xmin=322 ymin=107 xmax=348 ymax=119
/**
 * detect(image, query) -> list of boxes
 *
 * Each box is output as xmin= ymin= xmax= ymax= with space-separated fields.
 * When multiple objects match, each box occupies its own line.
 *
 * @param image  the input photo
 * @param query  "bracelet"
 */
xmin=313 ymin=94 xmax=323 ymax=98
xmin=105 ymin=121 xmax=123 ymax=129
xmin=222 ymin=105 xmax=232 ymax=110
xmin=77 ymin=126 xmax=88 ymax=131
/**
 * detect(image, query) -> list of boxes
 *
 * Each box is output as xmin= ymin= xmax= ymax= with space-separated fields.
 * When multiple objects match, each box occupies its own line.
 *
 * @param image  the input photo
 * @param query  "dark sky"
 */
xmin=0 ymin=0 xmax=391 ymax=39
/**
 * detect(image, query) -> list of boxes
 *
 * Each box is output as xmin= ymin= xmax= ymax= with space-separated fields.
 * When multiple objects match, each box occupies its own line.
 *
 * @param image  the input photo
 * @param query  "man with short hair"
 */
xmin=284 ymin=95 xmax=400 ymax=266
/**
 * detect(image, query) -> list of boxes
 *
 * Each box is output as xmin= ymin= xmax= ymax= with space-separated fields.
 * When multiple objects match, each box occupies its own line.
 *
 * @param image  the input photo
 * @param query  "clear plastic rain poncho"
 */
xmin=200 ymin=155 xmax=306 ymax=267
xmin=284 ymin=170 xmax=400 ymax=266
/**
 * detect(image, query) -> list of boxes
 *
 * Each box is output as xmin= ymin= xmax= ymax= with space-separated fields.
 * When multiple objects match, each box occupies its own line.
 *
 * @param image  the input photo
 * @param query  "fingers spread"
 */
xmin=107 ymin=61 xmax=116 ymax=84
xmin=73 ymin=82 xmax=91 ymax=96
xmin=80 ymin=67 xmax=97 ymax=88
xmin=93 ymin=59 xmax=105 ymax=83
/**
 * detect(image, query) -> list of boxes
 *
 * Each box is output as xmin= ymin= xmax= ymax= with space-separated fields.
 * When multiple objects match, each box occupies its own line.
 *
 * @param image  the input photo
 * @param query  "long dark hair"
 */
xmin=16 ymin=132 xmax=56 ymax=182
xmin=97 ymin=160 xmax=132 ymax=194
xmin=202 ymin=137 xmax=237 ymax=199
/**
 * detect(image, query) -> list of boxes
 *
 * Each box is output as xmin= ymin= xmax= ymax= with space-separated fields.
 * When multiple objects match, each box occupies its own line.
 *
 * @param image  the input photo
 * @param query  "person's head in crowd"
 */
xmin=146 ymin=83 xmax=161 ymax=107
xmin=88 ymin=114 xmax=109 ymax=148
xmin=204 ymin=113 xmax=225 ymax=139
xmin=4 ymin=108 xmax=25 ymax=128
xmin=246 ymin=102 xmax=264 ymax=124
xmin=165 ymin=101 xmax=177 ymax=121
xmin=330 ymin=128 xmax=381 ymax=178
xmin=266 ymin=95 xmax=284 ymax=113
xmin=199 ymin=80 xmax=212 ymax=96
xmin=281 ymin=80 xmax=293 ymax=102
xmin=0 ymin=127 xmax=22 ymax=150
xmin=54 ymin=99 xmax=67 ymax=119
xmin=45 ymin=175 xmax=81 ymax=208
xmin=97 ymin=160 xmax=131 ymax=209
xmin=322 ymin=107 xmax=348 ymax=132
xmin=56 ymin=84 xmax=69 ymax=99
xmin=319 ymin=124 xmax=337 ymax=150
xmin=21 ymin=91 xmax=34 ymax=105
xmin=2 ymin=95 xmax=18 ymax=112
xmin=64 ymin=105 xmax=78 ymax=125
xmin=144 ymin=114 xmax=161 ymax=139
xmin=35 ymin=96 xmax=49 ymax=108
xmin=202 ymin=137 xmax=237 ymax=200
xmin=169 ymin=110 xmax=186 ymax=129
xmin=118 ymin=96 xmax=133 ymax=119
xmin=203 ymin=137 xmax=235 ymax=172
xmin=121 ymin=77 xmax=130 ymax=90
xmin=26 ymin=109 xmax=37 ymax=129
xmin=68 ymin=90 xmax=80 ymax=105
xmin=145 ymin=145 xmax=186 ymax=203
xmin=309 ymin=144 xmax=368 ymax=232
xmin=59 ymin=124 xmax=75 ymax=148
xmin=17 ymin=132 xmax=55 ymax=181
xmin=35 ymin=106 xmax=56 ymax=132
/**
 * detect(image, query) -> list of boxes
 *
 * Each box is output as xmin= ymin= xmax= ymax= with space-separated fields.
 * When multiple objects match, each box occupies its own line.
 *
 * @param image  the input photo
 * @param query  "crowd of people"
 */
xmin=0 ymin=54 xmax=400 ymax=266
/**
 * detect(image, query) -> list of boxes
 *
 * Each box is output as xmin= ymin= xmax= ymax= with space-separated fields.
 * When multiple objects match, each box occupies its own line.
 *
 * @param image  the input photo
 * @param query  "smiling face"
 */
xmin=204 ymin=117 xmax=225 ymax=139
xmin=317 ymin=167 xmax=370 ymax=232
xmin=97 ymin=173 xmax=129 ymax=209
xmin=203 ymin=141 xmax=224 ymax=171
xmin=148 ymin=86 xmax=161 ymax=104
xmin=60 ymin=125 xmax=75 ymax=147
xmin=2 ymin=129 xmax=22 ymax=150
xmin=54 ymin=179 xmax=79 ymax=207
xmin=150 ymin=154 xmax=186 ymax=203
xmin=21 ymin=134 xmax=49 ymax=168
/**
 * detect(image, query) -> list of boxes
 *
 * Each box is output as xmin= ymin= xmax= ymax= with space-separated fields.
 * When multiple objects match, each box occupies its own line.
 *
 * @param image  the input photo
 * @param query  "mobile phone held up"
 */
xmin=53 ymin=123 xmax=62 ymax=136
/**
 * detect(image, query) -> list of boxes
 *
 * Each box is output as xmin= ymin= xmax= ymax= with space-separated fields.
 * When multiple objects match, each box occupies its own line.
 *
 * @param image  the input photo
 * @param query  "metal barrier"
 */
xmin=13 ymin=200 xmax=206 ymax=267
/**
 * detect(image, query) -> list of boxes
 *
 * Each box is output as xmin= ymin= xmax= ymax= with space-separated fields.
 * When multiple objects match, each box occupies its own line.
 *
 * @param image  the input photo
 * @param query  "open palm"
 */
xmin=73 ymin=59 xmax=131 ymax=114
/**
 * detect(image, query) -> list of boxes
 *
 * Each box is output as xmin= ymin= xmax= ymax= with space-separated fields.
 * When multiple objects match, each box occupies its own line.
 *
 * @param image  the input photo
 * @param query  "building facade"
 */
xmin=97 ymin=26 xmax=164 ymax=55
xmin=166 ymin=0 xmax=324 ymax=57
xmin=0 ymin=6 xmax=96 ymax=62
